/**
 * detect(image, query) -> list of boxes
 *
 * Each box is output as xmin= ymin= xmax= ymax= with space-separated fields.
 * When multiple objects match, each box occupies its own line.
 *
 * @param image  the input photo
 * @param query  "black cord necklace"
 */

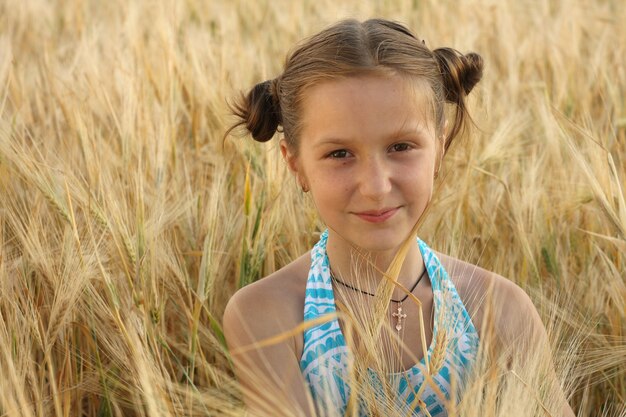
xmin=329 ymin=266 xmax=427 ymax=332
xmin=329 ymin=266 xmax=427 ymax=303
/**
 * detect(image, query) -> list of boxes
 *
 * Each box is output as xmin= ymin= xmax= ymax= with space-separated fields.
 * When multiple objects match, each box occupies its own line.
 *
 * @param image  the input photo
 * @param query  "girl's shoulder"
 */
xmin=223 ymin=252 xmax=312 ymax=343
xmin=233 ymin=251 xmax=311 ymax=305
xmin=434 ymin=252 xmax=543 ymax=344
xmin=222 ymin=253 xmax=318 ymax=415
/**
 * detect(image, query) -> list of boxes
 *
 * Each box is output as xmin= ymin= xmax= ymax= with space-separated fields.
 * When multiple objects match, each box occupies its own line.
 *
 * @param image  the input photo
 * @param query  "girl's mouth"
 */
xmin=353 ymin=207 xmax=399 ymax=223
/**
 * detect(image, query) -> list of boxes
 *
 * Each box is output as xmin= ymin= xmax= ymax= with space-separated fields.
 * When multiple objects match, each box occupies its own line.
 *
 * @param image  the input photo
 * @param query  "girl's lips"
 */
xmin=353 ymin=207 xmax=399 ymax=223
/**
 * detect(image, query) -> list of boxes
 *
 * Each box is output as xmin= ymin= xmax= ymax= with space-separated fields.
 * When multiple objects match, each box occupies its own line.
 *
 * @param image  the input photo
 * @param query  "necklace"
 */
xmin=329 ymin=266 xmax=427 ymax=332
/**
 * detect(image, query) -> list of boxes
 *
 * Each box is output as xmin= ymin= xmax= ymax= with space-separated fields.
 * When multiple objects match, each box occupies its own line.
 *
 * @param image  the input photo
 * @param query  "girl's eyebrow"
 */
xmin=390 ymin=127 xmax=431 ymax=139
xmin=313 ymin=128 xmax=430 ymax=148
xmin=312 ymin=137 xmax=354 ymax=148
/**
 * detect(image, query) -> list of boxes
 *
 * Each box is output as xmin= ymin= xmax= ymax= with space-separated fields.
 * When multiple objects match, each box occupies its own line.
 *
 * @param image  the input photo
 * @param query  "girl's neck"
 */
xmin=325 ymin=229 xmax=425 ymax=298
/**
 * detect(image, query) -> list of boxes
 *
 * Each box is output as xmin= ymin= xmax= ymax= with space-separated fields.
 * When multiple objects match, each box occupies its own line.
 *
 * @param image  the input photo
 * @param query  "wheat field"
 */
xmin=0 ymin=0 xmax=624 ymax=416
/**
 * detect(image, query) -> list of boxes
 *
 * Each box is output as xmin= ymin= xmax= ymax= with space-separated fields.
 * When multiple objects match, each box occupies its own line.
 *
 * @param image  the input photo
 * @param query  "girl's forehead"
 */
xmin=303 ymin=73 xmax=432 ymax=104
xmin=299 ymin=74 xmax=437 ymax=141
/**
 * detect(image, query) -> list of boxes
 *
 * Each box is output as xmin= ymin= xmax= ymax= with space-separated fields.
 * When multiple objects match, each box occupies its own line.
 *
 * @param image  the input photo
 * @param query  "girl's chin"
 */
xmin=330 ymin=227 xmax=410 ymax=254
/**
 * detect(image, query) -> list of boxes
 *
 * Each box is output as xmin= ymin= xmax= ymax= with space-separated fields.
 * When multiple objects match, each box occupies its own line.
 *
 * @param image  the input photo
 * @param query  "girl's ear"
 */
xmin=435 ymin=120 xmax=448 ymax=177
xmin=280 ymin=139 xmax=309 ymax=192
xmin=279 ymin=139 xmax=298 ymax=173
xmin=442 ymin=119 xmax=449 ymax=150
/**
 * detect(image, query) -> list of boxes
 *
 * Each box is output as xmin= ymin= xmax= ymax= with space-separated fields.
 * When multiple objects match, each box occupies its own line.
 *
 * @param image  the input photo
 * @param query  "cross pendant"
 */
xmin=392 ymin=303 xmax=407 ymax=332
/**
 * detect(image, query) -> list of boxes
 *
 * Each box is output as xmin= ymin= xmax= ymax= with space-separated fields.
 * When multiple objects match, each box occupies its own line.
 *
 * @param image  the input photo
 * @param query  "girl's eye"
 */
xmin=390 ymin=143 xmax=412 ymax=152
xmin=328 ymin=149 xmax=350 ymax=159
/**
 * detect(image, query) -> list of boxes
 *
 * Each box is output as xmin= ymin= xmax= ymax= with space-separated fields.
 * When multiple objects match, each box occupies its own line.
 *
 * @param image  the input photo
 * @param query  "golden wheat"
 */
xmin=0 ymin=0 xmax=624 ymax=416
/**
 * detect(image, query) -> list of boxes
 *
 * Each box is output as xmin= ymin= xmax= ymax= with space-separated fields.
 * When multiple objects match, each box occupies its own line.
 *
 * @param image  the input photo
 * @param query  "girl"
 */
xmin=223 ymin=19 xmax=574 ymax=417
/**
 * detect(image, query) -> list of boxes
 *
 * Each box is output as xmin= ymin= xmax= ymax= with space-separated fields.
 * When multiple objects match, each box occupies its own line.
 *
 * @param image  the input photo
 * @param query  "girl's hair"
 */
xmin=228 ymin=18 xmax=483 ymax=154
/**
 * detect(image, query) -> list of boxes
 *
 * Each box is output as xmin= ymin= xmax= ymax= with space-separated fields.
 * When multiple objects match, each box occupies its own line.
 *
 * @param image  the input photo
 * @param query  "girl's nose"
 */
xmin=358 ymin=156 xmax=392 ymax=201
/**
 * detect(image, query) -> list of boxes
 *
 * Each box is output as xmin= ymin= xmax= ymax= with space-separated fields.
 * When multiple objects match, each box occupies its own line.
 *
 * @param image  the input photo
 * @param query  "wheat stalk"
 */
xmin=0 ymin=0 xmax=624 ymax=416
xmin=429 ymin=330 xmax=449 ymax=376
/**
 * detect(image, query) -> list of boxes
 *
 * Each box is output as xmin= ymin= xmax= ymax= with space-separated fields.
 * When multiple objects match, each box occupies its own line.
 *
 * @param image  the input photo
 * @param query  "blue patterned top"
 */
xmin=300 ymin=230 xmax=480 ymax=416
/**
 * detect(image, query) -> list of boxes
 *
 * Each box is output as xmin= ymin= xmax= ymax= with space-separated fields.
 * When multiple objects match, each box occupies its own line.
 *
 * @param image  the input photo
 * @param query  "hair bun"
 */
xmin=434 ymin=48 xmax=484 ymax=103
xmin=460 ymin=52 xmax=483 ymax=94
xmin=232 ymin=79 xmax=281 ymax=142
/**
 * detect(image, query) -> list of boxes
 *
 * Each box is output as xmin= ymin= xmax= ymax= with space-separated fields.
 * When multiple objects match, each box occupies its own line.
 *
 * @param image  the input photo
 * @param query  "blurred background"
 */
xmin=0 ymin=0 xmax=624 ymax=415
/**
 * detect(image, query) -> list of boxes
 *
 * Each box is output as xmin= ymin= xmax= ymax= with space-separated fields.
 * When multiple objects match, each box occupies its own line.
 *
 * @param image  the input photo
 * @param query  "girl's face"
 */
xmin=281 ymin=74 xmax=441 ymax=253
